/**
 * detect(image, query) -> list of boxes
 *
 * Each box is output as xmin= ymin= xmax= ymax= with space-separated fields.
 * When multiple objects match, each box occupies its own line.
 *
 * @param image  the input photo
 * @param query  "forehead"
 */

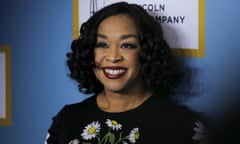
xmin=97 ymin=14 xmax=138 ymax=35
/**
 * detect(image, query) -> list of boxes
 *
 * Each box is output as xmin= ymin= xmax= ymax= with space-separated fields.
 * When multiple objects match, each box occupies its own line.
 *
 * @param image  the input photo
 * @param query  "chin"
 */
xmin=103 ymin=84 xmax=129 ymax=93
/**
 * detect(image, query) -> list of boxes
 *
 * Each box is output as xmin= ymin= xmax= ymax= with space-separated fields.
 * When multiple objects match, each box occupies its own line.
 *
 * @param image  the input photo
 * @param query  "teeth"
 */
xmin=104 ymin=69 xmax=126 ymax=75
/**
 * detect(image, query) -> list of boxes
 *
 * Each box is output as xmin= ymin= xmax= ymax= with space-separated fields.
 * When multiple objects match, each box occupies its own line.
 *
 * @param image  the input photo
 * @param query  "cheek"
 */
xmin=93 ymin=67 xmax=102 ymax=81
xmin=128 ymin=52 xmax=141 ymax=66
xmin=94 ymin=50 xmax=103 ymax=67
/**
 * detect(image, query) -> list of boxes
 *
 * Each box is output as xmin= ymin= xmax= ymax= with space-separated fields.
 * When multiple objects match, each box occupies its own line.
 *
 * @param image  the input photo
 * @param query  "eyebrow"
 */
xmin=121 ymin=34 xmax=138 ymax=40
xmin=97 ymin=34 xmax=138 ymax=40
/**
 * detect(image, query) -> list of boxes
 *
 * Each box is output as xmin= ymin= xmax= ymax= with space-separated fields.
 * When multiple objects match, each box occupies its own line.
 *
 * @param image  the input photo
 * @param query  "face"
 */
xmin=93 ymin=14 xmax=143 ymax=93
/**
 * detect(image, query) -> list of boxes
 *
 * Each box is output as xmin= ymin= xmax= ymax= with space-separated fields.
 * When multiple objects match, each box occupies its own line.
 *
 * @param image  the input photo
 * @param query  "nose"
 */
xmin=106 ymin=47 xmax=123 ymax=63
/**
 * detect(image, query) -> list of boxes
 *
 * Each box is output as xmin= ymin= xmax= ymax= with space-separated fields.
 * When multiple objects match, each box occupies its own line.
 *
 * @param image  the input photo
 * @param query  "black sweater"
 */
xmin=46 ymin=95 xmax=201 ymax=144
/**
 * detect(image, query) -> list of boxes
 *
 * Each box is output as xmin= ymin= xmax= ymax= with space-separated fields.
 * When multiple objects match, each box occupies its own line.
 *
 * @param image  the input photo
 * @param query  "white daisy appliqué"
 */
xmin=192 ymin=121 xmax=209 ymax=144
xmin=68 ymin=139 xmax=80 ymax=144
xmin=77 ymin=119 xmax=139 ymax=143
xmin=122 ymin=141 xmax=129 ymax=144
xmin=129 ymin=128 xmax=140 ymax=143
xmin=44 ymin=133 xmax=50 ymax=144
xmin=81 ymin=121 xmax=101 ymax=140
xmin=105 ymin=119 xmax=122 ymax=131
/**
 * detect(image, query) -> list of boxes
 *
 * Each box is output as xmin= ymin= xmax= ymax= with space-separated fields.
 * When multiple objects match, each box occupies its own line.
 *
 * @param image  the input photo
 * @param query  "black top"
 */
xmin=46 ymin=95 xmax=202 ymax=144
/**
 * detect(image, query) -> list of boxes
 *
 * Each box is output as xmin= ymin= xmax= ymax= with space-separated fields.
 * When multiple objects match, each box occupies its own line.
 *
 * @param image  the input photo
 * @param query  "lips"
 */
xmin=102 ymin=67 xmax=127 ymax=79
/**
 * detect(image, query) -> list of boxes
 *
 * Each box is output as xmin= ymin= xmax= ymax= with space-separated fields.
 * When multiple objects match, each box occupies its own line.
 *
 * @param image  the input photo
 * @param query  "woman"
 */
xmin=46 ymin=2 xmax=206 ymax=144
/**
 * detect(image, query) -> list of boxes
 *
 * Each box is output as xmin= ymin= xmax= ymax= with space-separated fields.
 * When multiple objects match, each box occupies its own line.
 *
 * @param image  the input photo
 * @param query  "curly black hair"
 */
xmin=67 ymin=2 xmax=180 ymax=96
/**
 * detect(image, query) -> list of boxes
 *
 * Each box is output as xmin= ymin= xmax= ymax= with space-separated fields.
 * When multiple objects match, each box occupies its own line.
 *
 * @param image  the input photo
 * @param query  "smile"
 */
xmin=103 ymin=67 xmax=127 ymax=79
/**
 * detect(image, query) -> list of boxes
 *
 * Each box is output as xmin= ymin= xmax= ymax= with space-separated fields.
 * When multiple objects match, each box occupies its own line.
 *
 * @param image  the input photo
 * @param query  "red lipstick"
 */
xmin=102 ymin=67 xmax=127 ymax=79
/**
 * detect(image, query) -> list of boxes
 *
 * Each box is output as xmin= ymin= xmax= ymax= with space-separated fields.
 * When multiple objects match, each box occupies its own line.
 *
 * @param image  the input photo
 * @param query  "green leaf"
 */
xmin=108 ymin=133 xmax=115 ymax=144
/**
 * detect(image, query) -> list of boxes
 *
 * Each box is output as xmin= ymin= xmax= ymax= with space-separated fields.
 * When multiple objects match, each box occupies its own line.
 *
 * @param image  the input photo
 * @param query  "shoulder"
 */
xmin=148 ymin=95 xmax=200 ymax=131
xmin=50 ymin=95 xmax=97 ymax=123
xmin=148 ymin=95 xmax=197 ymax=119
xmin=152 ymin=96 xmax=210 ymax=143
xmin=49 ymin=95 xmax=98 ymax=130
xmin=59 ymin=95 xmax=97 ymax=116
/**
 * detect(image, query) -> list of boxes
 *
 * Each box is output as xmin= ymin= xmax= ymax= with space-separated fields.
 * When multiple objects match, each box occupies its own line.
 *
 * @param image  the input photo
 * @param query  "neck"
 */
xmin=97 ymin=90 xmax=152 ymax=113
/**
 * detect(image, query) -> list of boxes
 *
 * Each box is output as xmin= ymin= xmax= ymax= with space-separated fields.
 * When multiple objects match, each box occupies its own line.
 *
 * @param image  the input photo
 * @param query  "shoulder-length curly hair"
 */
xmin=67 ymin=2 xmax=180 ymax=96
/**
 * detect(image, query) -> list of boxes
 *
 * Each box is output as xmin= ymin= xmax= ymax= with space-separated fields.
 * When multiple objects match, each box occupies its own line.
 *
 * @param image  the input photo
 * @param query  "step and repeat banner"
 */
xmin=73 ymin=0 xmax=205 ymax=57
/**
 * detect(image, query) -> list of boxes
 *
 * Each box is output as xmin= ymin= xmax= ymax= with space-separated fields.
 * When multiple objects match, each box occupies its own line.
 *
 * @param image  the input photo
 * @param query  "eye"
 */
xmin=95 ymin=42 xmax=108 ymax=48
xmin=121 ymin=43 xmax=138 ymax=49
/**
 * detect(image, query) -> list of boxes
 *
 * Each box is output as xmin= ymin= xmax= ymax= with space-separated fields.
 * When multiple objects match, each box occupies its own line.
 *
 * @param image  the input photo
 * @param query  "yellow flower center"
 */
xmin=112 ymin=120 xmax=118 ymax=126
xmin=135 ymin=132 xmax=140 ymax=140
xmin=88 ymin=127 xmax=96 ymax=134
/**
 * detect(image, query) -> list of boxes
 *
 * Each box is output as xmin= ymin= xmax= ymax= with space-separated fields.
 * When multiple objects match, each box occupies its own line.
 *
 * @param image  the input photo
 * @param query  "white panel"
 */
xmin=0 ymin=52 xmax=6 ymax=119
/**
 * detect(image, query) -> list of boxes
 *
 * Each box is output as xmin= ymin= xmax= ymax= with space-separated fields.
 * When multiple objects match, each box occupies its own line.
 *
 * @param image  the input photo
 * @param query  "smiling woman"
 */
xmin=46 ymin=2 xmax=209 ymax=144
